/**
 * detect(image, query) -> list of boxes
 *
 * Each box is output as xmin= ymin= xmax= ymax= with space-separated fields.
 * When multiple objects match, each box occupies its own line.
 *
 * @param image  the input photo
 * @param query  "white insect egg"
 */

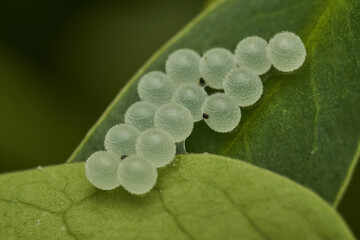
xmin=117 ymin=155 xmax=158 ymax=195
xmin=267 ymin=31 xmax=306 ymax=72
xmin=172 ymin=83 xmax=208 ymax=122
xmin=202 ymin=93 xmax=241 ymax=133
xmin=125 ymin=101 xmax=157 ymax=131
xmin=136 ymin=128 xmax=176 ymax=168
xmin=85 ymin=151 xmax=121 ymax=190
xmin=137 ymin=71 xmax=175 ymax=106
xmin=235 ymin=36 xmax=271 ymax=75
xmin=154 ymin=102 xmax=194 ymax=142
xmin=104 ymin=123 xmax=140 ymax=157
xmin=199 ymin=48 xmax=236 ymax=89
xmin=165 ymin=49 xmax=201 ymax=85
xmin=223 ymin=68 xmax=263 ymax=107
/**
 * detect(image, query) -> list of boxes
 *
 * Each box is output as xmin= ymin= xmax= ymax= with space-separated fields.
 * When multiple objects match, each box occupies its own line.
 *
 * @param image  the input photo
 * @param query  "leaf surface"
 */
xmin=0 ymin=154 xmax=355 ymax=240
xmin=68 ymin=0 xmax=360 ymax=204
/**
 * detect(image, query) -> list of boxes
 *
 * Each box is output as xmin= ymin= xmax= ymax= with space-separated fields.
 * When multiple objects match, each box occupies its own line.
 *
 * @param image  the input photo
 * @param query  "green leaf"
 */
xmin=67 ymin=0 xmax=360 ymax=205
xmin=0 ymin=154 xmax=355 ymax=239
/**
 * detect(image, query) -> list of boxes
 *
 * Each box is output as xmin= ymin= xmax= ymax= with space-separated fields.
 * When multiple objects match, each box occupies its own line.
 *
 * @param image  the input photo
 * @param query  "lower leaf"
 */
xmin=0 ymin=154 xmax=354 ymax=239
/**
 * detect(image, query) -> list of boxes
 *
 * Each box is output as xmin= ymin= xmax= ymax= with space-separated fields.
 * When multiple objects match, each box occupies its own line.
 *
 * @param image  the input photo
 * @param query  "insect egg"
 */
xmin=136 ymin=128 xmax=176 ymax=168
xmin=104 ymin=123 xmax=140 ymax=157
xmin=137 ymin=71 xmax=175 ymax=106
xmin=165 ymin=49 xmax=201 ymax=85
xmin=223 ymin=68 xmax=263 ymax=107
xmin=267 ymin=31 xmax=306 ymax=72
xmin=235 ymin=36 xmax=271 ymax=75
xmin=125 ymin=101 xmax=157 ymax=131
xmin=117 ymin=155 xmax=158 ymax=195
xmin=154 ymin=102 xmax=194 ymax=142
xmin=199 ymin=48 xmax=235 ymax=89
xmin=85 ymin=151 xmax=121 ymax=190
xmin=202 ymin=93 xmax=241 ymax=133
xmin=172 ymin=83 xmax=208 ymax=122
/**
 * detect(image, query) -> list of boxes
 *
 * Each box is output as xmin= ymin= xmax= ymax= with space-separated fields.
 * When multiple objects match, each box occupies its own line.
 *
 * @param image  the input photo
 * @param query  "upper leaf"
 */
xmin=0 ymin=154 xmax=355 ymax=239
xmin=68 ymin=0 xmax=360 ymax=204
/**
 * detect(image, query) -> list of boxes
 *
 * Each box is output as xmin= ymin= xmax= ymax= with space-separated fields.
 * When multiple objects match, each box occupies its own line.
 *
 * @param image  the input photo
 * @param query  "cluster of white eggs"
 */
xmin=85 ymin=31 xmax=306 ymax=195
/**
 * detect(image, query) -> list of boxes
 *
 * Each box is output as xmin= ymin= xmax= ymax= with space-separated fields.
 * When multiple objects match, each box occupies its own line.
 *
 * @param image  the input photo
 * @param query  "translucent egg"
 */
xmin=235 ymin=36 xmax=271 ymax=75
xmin=137 ymin=71 xmax=175 ymax=106
xmin=154 ymin=102 xmax=194 ymax=142
xmin=125 ymin=101 xmax=157 ymax=131
xmin=172 ymin=83 xmax=208 ymax=122
xmin=223 ymin=68 xmax=263 ymax=107
xmin=202 ymin=93 xmax=241 ymax=133
xmin=165 ymin=49 xmax=201 ymax=85
xmin=136 ymin=128 xmax=176 ymax=168
xmin=199 ymin=48 xmax=235 ymax=89
xmin=104 ymin=124 xmax=140 ymax=157
xmin=85 ymin=151 xmax=121 ymax=190
xmin=117 ymin=155 xmax=158 ymax=195
xmin=267 ymin=31 xmax=306 ymax=72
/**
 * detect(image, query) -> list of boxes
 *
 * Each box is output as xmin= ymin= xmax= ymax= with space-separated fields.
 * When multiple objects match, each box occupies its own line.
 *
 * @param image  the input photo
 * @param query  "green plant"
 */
xmin=1 ymin=0 xmax=359 ymax=239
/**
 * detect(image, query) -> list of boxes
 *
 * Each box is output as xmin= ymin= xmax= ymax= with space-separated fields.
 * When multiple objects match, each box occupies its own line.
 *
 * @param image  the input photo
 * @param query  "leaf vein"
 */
xmin=214 ymin=186 xmax=273 ymax=240
xmin=156 ymin=189 xmax=195 ymax=240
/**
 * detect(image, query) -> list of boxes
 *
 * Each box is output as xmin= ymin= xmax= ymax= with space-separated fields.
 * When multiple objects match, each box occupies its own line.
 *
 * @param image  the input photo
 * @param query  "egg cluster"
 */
xmin=85 ymin=31 xmax=306 ymax=195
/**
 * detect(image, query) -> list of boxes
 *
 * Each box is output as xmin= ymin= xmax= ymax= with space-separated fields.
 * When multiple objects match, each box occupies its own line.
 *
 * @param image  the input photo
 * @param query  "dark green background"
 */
xmin=0 ymin=0 xmax=358 ymax=237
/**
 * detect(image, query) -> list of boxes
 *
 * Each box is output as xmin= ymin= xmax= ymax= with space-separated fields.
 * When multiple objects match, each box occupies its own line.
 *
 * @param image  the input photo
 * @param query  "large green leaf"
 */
xmin=67 ymin=0 xmax=360 ymax=205
xmin=0 ymin=154 xmax=355 ymax=239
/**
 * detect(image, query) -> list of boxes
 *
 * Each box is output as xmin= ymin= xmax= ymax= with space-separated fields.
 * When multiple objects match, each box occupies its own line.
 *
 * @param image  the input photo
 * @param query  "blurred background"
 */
xmin=0 ymin=0 xmax=358 ymax=237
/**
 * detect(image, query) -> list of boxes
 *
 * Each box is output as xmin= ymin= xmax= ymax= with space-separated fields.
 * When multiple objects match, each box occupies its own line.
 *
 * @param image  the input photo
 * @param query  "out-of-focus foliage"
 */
xmin=0 ymin=0 xmax=203 ymax=173
xmin=0 ymin=43 xmax=88 ymax=172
